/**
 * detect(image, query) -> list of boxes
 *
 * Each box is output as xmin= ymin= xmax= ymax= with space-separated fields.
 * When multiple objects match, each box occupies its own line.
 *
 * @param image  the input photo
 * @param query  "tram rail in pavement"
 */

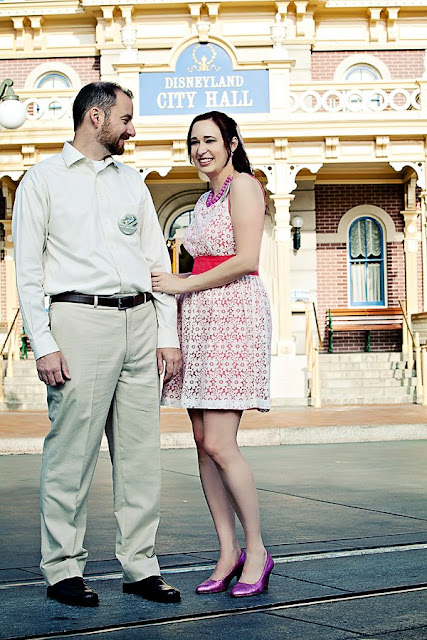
xmin=1 ymin=437 xmax=427 ymax=638
xmin=2 ymin=541 xmax=427 ymax=639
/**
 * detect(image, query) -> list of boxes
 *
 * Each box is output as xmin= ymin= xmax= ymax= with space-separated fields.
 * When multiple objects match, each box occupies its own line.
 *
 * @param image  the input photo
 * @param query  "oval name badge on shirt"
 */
xmin=118 ymin=213 xmax=138 ymax=235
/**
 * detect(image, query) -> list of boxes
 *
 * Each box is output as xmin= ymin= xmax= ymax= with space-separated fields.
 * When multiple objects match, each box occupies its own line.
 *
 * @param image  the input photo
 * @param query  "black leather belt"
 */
xmin=51 ymin=292 xmax=153 ymax=309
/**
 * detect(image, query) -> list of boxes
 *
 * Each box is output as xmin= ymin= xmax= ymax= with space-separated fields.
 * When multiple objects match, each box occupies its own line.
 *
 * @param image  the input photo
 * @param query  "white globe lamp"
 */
xmin=0 ymin=79 xmax=26 ymax=129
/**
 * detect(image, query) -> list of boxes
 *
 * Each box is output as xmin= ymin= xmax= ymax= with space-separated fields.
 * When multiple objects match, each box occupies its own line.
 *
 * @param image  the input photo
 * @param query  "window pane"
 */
xmin=345 ymin=65 xmax=380 ymax=81
xmin=367 ymin=263 xmax=382 ymax=302
xmin=349 ymin=217 xmax=384 ymax=305
xmin=37 ymin=73 xmax=71 ymax=89
xmin=169 ymin=210 xmax=193 ymax=238
xmin=366 ymin=219 xmax=381 ymax=257
xmin=350 ymin=220 xmax=366 ymax=258
xmin=351 ymin=262 xmax=366 ymax=303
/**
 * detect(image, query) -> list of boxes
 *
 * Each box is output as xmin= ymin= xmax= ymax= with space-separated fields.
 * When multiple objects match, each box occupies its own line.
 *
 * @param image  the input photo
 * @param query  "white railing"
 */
xmin=0 ymin=309 xmax=20 ymax=402
xmin=24 ymin=96 xmax=73 ymax=120
xmin=16 ymin=80 xmax=424 ymax=123
xmin=19 ymin=89 xmax=74 ymax=122
xmin=399 ymin=300 xmax=425 ymax=405
xmin=305 ymin=302 xmax=321 ymax=408
xmin=289 ymin=81 xmax=421 ymax=114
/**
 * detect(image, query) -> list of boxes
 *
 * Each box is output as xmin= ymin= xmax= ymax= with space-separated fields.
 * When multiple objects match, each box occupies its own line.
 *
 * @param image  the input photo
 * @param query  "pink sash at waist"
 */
xmin=192 ymin=255 xmax=258 ymax=276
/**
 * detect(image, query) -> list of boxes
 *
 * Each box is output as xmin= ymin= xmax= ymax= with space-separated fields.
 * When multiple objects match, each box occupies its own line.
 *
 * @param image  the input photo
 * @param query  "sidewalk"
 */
xmin=0 ymin=403 xmax=426 ymax=453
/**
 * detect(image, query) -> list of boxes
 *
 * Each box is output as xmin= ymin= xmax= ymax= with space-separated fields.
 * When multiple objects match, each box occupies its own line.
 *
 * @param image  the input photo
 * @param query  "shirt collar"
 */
xmin=62 ymin=142 xmax=120 ymax=170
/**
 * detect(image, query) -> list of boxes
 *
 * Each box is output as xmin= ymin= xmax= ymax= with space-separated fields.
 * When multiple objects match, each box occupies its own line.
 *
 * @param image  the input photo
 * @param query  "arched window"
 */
xmin=36 ymin=73 xmax=72 ymax=89
xmin=349 ymin=217 xmax=385 ymax=306
xmin=167 ymin=210 xmax=194 ymax=273
xmin=334 ymin=55 xmax=390 ymax=82
xmin=168 ymin=209 xmax=194 ymax=238
xmin=345 ymin=64 xmax=382 ymax=110
xmin=345 ymin=64 xmax=381 ymax=82
xmin=31 ymin=73 xmax=72 ymax=117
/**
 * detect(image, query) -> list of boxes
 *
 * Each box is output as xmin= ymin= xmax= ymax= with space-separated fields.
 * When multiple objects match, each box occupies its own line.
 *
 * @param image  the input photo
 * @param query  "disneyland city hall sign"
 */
xmin=139 ymin=43 xmax=270 ymax=116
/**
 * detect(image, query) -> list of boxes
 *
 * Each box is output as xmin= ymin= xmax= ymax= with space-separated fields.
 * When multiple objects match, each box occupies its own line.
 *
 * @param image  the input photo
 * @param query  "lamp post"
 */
xmin=291 ymin=216 xmax=304 ymax=251
xmin=0 ymin=79 xmax=26 ymax=129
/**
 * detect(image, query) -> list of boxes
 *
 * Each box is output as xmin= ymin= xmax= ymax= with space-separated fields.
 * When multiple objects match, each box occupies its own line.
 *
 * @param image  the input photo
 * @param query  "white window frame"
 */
xmin=36 ymin=73 xmax=72 ymax=90
xmin=333 ymin=54 xmax=391 ymax=82
xmin=24 ymin=62 xmax=82 ymax=90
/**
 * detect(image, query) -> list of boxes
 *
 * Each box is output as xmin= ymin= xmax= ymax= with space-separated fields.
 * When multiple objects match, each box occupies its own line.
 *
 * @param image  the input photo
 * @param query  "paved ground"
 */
xmin=1 ymin=438 xmax=427 ymax=639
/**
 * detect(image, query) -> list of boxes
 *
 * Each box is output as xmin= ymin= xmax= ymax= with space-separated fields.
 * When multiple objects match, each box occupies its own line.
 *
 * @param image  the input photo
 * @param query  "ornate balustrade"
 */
xmin=15 ymin=80 xmax=424 ymax=125
xmin=20 ymin=90 xmax=74 ymax=122
xmin=289 ymin=81 xmax=421 ymax=116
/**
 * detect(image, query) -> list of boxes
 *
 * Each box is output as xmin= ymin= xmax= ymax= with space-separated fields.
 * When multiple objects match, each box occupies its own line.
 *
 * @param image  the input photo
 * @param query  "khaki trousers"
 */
xmin=40 ymin=300 xmax=161 ymax=586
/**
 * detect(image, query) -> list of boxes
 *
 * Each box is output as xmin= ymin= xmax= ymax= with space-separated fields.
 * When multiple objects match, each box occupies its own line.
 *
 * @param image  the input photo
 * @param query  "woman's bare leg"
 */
xmin=188 ymin=409 xmax=241 ymax=580
xmin=201 ymin=409 xmax=266 ymax=584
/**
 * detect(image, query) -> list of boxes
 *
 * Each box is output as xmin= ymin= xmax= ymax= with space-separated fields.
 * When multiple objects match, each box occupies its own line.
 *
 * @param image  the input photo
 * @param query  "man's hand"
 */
xmin=157 ymin=348 xmax=182 ymax=382
xmin=36 ymin=351 xmax=71 ymax=386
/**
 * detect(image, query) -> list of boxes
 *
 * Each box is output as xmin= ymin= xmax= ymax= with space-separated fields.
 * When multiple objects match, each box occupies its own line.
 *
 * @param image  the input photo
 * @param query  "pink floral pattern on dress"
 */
xmin=162 ymin=189 xmax=272 ymax=411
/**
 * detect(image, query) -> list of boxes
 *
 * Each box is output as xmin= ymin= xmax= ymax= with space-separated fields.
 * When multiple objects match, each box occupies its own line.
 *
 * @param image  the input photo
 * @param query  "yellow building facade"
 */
xmin=1 ymin=0 xmax=427 ymax=407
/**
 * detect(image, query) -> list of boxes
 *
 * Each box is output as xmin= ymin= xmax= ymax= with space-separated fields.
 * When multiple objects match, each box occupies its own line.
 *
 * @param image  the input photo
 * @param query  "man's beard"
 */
xmin=99 ymin=121 xmax=126 ymax=156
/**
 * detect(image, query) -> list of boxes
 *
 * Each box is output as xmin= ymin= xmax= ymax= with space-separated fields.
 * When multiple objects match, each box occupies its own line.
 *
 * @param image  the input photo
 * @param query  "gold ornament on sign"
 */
xmin=187 ymin=44 xmax=220 ymax=72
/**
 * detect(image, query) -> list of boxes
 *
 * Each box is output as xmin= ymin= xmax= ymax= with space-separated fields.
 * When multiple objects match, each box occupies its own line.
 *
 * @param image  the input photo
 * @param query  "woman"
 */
xmin=151 ymin=111 xmax=273 ymax=598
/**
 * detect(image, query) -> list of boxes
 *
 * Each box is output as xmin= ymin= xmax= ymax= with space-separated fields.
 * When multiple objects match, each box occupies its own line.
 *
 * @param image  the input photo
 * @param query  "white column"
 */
xmin=402 ymin=209 xmax=420 ymax=318
xmin=420 ymin=191 xmax=427 ymax=311
xmin=3 ymin=222 xmax=18 ymax=328
xmin=272 ymin=193 xmax=295 ymax=355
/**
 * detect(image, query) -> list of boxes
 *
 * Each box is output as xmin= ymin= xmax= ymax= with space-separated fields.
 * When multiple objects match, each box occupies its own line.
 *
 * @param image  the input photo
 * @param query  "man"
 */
xmin=12 ymin=82 xmax=182 ymax=607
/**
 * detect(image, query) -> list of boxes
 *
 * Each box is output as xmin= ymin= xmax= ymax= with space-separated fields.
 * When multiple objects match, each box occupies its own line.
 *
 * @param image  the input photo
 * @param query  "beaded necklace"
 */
xmin=206 ymin=174 xmax=233 ymax=207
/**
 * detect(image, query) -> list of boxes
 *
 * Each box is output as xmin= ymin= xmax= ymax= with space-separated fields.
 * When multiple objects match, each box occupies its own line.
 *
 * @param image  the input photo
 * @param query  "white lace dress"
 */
xmin=162 ymin=188 xmax=271 ymax=412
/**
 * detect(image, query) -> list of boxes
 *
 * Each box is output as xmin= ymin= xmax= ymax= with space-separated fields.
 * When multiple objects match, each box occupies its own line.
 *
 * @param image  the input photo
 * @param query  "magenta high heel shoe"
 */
xmin=196 ymin=550 xmax=246 ymax=594
xmin=230 ymin=550 xmax=274 ymax=598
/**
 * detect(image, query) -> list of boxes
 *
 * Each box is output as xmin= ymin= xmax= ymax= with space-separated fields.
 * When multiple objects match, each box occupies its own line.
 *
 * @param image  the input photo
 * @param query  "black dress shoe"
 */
xmin=47 ymin=577 xmax=99 ymax=607
xmin=123 ymin=576 xmax=181 ymax=603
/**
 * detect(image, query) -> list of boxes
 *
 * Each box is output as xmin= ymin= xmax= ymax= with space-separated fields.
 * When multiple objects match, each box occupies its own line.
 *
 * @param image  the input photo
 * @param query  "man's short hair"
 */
xmin=72 ymin=82 xmax=133 ymax=132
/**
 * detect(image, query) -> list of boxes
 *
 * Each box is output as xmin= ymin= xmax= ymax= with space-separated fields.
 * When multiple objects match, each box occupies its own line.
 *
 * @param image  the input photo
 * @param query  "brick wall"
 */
xmin=329 ymin=331 xmax=402 ymax=353
xmin=316 ymin=184 xmax=404 ymax=233
xmin=316 ymin=184 xmax=405 ymax=352
xmin=0 ymin=57 xmax=100 ymax=90
xmin=311 ymin=50 xmax=425 ymax=80
xmin=386 ymin=242 xmax=406 ymax=308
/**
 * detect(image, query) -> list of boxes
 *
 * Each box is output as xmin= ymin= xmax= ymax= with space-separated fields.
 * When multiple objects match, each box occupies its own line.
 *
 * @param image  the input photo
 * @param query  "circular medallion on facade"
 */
xmin=118 ymin=213 xmax=138 ymax=235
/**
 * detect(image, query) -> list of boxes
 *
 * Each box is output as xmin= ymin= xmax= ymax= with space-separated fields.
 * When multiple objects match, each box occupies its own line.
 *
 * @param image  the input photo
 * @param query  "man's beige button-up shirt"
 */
xmin=12 ymin=142 xmax=179 ymax=360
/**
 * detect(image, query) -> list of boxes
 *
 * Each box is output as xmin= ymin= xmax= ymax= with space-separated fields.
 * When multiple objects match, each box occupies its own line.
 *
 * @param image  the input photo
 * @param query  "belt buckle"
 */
xmin=117 ymin=297 xmax=129 ymax=310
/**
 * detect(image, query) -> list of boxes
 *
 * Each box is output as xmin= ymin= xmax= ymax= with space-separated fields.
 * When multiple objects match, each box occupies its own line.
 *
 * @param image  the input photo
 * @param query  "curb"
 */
xmin=1 ymin=423 xmax=427 ymax=454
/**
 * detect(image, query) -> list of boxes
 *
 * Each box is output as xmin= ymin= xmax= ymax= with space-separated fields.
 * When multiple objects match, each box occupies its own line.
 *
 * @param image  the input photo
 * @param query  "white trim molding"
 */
xmin=24 ymin=62 xmax=83 ymax=90
xmin=140 ymin=166 xmax=172 ymax=182
xmin=0 ymin=171 xmax=24 ymax=182
xmin=390 ymin=161 xmax=426 ymax=190
xmin=333 ymin=54 xmax=392 ymax=82
xmin=288 ymin=163 xmax=323 ymax=193
xmin=255 ymin=165 xmax=275 ymax=193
